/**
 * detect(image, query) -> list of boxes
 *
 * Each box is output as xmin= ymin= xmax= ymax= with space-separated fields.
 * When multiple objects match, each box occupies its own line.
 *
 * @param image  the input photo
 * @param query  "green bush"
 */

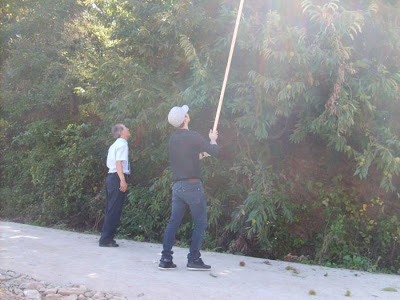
xmin=1 ymin=0 xmax=400 ymax=273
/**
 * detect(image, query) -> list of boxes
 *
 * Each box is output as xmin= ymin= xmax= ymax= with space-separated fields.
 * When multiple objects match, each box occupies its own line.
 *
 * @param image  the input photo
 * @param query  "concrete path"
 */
xmin=1 ymin=221 xmax=399 ymax=299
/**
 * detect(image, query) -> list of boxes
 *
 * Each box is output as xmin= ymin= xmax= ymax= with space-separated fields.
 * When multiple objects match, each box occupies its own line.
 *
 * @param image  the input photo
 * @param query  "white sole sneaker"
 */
xmin=158 ymin=266 xmax=177 ymax=270
xmin=186 ymin=267 xmax=211 ymax=271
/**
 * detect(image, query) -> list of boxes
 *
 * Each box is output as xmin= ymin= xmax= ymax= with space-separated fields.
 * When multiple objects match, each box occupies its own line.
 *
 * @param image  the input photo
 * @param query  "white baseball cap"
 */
xmin=168 ymin=105 xmax=189 ymax=127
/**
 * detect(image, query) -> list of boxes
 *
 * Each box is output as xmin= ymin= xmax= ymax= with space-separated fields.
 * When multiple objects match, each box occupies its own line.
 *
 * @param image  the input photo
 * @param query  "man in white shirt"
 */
xmin=99 ymin=124 xmax=131 ymax=247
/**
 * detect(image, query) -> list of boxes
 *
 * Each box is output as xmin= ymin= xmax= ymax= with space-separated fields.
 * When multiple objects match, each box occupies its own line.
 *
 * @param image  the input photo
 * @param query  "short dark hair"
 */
xmin=111 ymin=124 xmax=124 ymax=138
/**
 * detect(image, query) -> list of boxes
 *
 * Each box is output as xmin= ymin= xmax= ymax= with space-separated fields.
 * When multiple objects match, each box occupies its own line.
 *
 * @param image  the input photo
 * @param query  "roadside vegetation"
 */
xmin=1 ymin=0 xmax=400 ymax=274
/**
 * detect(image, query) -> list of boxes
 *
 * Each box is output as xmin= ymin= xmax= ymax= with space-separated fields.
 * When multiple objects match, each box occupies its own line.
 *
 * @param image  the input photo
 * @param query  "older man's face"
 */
xmin=121 ymin=124 xmax=131 ymax=139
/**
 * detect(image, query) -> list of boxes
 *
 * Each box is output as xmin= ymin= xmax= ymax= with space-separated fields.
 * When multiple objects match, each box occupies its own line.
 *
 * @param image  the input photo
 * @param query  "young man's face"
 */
xmin=185 ymin=113 xmax=190 ymax=124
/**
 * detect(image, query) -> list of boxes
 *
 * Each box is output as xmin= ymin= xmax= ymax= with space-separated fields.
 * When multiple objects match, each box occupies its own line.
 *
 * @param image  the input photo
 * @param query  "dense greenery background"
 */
xmin=1 ymin=0 xmax=400 ymax=273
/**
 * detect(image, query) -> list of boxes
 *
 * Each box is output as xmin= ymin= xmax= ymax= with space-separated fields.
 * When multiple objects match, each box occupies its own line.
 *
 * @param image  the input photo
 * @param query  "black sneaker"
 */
xmin=99 ymin=241 xmax=119 ymax=247
xmin=186 ymin=258 xmax=211 ymax=271
xmin=158 ymin=258 xmax=177 ymax=270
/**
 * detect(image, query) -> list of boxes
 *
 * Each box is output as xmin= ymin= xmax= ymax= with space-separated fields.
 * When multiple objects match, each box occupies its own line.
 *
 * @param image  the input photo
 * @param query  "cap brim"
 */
xmin=182 ymin=105 xmax=189 ymax=114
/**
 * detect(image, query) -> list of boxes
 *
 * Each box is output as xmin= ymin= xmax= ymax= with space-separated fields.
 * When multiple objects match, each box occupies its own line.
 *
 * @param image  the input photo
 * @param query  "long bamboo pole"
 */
xmin=213 ymin=0 xmax=245 ymax=132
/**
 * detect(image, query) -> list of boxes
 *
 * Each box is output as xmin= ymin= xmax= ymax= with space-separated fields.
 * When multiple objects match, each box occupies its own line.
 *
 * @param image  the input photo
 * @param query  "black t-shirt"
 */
xmin=169 ymin=129 xmax=219 ymax=182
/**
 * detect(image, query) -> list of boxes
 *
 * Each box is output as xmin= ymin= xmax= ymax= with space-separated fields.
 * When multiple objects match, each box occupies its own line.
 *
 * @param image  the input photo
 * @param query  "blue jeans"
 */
xmin=99 ymin=174 xmax=126 ymax=244
xmin=162 ymin=180 xmax=208 ymax=261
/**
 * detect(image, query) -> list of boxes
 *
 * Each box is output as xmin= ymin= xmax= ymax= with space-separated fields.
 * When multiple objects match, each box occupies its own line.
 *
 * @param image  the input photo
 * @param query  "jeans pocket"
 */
xmin=172 ymin=182 xmax=182 ymax=193
xmin=182 ymin=182 xmax=202 ymax=193
xmin=184 ymin=189 xmax=206 ymax=206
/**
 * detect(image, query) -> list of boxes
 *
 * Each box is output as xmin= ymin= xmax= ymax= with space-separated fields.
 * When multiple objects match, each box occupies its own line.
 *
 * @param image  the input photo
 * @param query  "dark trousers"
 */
xmin=99 ymin=174 xmax=126 ymax=244
xmin=162 ymin=180 xmax=208 ymax=261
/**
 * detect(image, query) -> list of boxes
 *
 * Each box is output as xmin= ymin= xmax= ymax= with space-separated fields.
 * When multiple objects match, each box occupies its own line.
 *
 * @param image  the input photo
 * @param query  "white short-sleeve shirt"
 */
xmin=106 ymin=138 xmax=130 ymax=174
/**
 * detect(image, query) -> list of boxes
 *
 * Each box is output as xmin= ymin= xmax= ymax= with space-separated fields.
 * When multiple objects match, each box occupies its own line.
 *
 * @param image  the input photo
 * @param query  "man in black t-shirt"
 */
xmin=159 ymin=105 xmax=219 ymax=271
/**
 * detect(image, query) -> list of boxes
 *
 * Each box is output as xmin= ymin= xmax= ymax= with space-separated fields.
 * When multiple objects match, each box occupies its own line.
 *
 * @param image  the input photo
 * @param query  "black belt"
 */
xmin=174 ymin=178 xmax=200 ymax=183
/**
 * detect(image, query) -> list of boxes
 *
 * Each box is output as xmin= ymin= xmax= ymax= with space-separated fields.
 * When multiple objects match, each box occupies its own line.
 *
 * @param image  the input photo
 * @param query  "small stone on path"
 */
xmin=0 ymin=269 xmax=127 ymax=300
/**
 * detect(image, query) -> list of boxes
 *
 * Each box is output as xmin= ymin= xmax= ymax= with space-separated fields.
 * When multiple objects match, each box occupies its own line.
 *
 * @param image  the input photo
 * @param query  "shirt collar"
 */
xmin=116 ymin=138 xmax=128 ymax=143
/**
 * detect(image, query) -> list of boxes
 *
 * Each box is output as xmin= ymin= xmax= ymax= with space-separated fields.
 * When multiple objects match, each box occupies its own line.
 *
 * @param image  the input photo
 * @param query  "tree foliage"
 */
xmin=1 ymin=0 xmax=400 ymax=272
